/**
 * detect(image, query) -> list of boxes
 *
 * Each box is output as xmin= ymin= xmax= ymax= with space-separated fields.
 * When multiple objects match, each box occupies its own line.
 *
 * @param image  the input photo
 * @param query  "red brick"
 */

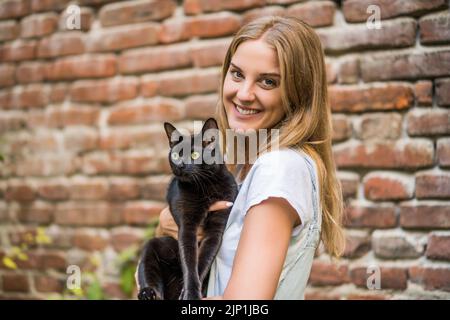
xmin=20 ymin=13 xmax=58 ymax=38
xmin=30 ymin=0 xmax=71 ymax=12
xmin=0 ymin=40 xmax=36 ymax=62
xmin=187 ymin=12 xmax=242 ymax=38
xmin=344 ymin=202 xmax=397 ymax=229
xmin=58 ymin=6 xmax=93 ymax=32
xmin=318 ymin=18 xmax=416 ymax=54
xmin=102 ymin=282 xmax=129 ymax=299
xmin=184 ymin=0 xmax=264 ymax=15
xmin=420 ymin=11 xmax=450 ymax=45
xmin=325 ymin=61 xmax=337 ymax=84
xmin=122 ymin=201 xmax=164 ymax=226
xmin=0 ymin=20 xmax=19 ymax=41
xmin=308 ymin=261 xmax=350 ymax=286
xmin=437 ymin=138 xmax=450 ymax=167
xmin=5 ymin=183 xmax=35 ymax=202
xmin=81 ymin=151 xmax=168 ymax=176
xmin=286 ymin=1 xmax=335 ymax=27
xmin=72 ymin=228 xmax=109 ymax=251
xmin=70 ymin=77 xmax=138 ymax=104
xmin=8 ymin=84 xmax=48 ymax=109
xmin=34 ymin=275 xmax=64 ymax=293
xmin=119 ymin=44 xmax=191 ymax=74
xmin=2 ymin=274 xmax=29 ymax=292
xmin=99 ymin=126 xmax=166 ymax=151
xmin=37 ymin=32 xmax=85 ymax=58
xmin=363 ymin=172 xmax=414 ymax=201
xmin=107 ymin=99 xmax=185 ymax=126
xmin=407 ymin=109 xmax=450 ymax=136
xmin=140 ymin=175 xmax=171 ymax=202
xmin=329 ymin=83 xmax=413 ymax=113
xmin=436 ymin=78 xmax=450 ymax=107
xmin=416 ymin=171 xmax=450 ymax=199
xmin=49 ymin=83 xmax=67 ymax=103
xmin=355 ymin=113 xmax=402 ymax=140
xmin=414 ymin=80 xmax=433 ymax=106
xmin=16 ymin=201 xmax=54 ymax=224
xmin=372 ymin=229 xmax=424 ymax=259
xmin=343 ymin=230 xmax=370 ymax=259
xmin=337 ymin=58 xmax=359 ymax=84
xmin=0 ymin=64 xmax=15 ymax=87
xmin=409 ymin=266 xmax=450 ymax=292
xmin=242 ymin=6 xmax=286 ymax=26
xmin=36 ymin=251 xmax=67 ymax=270
xmin=16 ymin=61 xmax=47 ymax=84
xmin=0 ymin=112 xmax=26 ymax=133
xmin=46 ymin=54 xmax=117 ymax=80
xmin=361 ymin=50 xmax=450 ymax=82
xmin=350 ymin=266 xmax=408 ymax=290
xmin=110 ymin=227 xmax=144 ymax=251
xmin=63 ymin=127 xmax=98 ymax=153
xmin=158 ymin=18 xmax=192 ymax=44
xmin=343 ymin=0 xmax=447 ymax=22
xmin=37 ymin=180 xmax=69 ymax=201
xmin=99 ymin=0 xmax=176 ymax=27
xmin=337 ymin=172 xmax=359 ymax=199
xmin=142 ymin=68 xmax=221 ymax=97
xmin=331 ymin=114 xmax=351 ymax=142
xmin=55 ymin=202 xmax=122 ymax=227
xmin=88 ymin=23 xmax=160 ymax=52
xmin=190 ymin=39 xmax=229 ymax=68
xmin=45 ymin=106 xmax=99 ymax=128
xmin=69 ymin=178 xmax=108 ymax=200
xmin=185 ymin=94 xmax=218 ymax=120
xmin=0 ymin=0 xmax=30 ymax=19
xmin=13 ymin=155 xmax=78 ymax=177
xmin=426 ymin=232 xmax=450 ymax=261
xmin=400 ymin=202 xmax=450 ymax=229
xmin=333 ymin=139 xmax=434 ymax=170
xmin=108 ymin=178 xmax=141 ymax=201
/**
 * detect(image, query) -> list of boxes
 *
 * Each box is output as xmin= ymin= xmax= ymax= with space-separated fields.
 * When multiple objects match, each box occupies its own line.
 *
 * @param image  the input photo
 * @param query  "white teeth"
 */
xmin=235 ymin=104 xmax=260 ymax=115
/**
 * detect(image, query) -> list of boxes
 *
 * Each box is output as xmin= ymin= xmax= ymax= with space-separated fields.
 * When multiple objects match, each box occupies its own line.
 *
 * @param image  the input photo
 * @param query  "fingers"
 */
xmin=208 ymin=201 xmax=233 ymax=212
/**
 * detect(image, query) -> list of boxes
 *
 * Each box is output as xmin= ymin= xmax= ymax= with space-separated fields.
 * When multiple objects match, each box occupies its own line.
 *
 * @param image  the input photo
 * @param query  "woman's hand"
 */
xmin=155 ymin=201 xmax=234 ymax=240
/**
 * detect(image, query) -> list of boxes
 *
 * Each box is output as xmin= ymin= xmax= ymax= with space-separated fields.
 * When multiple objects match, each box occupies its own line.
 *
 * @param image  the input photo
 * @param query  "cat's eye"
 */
xmin=191 ymin=151 xmax=200 ymax=160
xmin=171 ymin=152 xmax=179 ymax=161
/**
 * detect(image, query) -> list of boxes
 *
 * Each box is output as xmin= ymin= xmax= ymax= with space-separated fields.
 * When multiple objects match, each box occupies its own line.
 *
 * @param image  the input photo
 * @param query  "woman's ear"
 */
xmin=164 ymin=122 xmax=182 ymax=148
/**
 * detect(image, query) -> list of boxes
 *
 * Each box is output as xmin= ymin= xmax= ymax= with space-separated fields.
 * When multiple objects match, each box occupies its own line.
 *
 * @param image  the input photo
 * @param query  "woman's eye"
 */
xmin=191 ymin=151 xmax=200 ymax=160
xmin=171 ymin=152 xmax=179 ymax=160
xmin=262 ymin=78 xmax=277 ymax=87
xmin=231 ymin=70 xmax=243 ymax=79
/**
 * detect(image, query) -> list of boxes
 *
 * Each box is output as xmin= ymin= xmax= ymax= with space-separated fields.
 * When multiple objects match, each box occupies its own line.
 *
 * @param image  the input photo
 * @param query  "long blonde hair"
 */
xmin=216 ymin=16 xmax=345 ymax=259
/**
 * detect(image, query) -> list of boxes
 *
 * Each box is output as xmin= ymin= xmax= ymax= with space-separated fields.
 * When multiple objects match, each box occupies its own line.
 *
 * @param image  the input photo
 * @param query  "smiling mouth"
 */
xmin=233 ymin=103 xmax=262 ymax=115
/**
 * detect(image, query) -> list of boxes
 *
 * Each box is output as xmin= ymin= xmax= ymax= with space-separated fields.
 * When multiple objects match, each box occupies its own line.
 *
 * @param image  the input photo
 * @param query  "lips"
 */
xmin=233 ymin=102 xmax=262 ymax=116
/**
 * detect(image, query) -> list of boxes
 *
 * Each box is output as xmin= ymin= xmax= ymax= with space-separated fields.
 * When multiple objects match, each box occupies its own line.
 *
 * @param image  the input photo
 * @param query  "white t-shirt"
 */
xmin=206 ymin=147 xmax=322 ymax=299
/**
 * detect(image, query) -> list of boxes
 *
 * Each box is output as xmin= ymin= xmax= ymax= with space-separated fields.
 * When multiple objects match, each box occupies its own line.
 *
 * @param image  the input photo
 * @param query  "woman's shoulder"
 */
xmin=254 ymin=147 xmax=314 ymax=171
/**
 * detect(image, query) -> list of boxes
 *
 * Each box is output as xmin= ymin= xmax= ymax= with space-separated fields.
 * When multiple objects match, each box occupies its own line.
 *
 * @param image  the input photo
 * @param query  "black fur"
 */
xmin=137 ymin=118 xmax=238 ymax=300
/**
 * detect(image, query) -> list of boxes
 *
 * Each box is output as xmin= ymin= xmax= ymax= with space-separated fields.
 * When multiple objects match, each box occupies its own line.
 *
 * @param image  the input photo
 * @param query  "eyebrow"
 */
xmin=230 ymin=62 xmax=281 ymax=78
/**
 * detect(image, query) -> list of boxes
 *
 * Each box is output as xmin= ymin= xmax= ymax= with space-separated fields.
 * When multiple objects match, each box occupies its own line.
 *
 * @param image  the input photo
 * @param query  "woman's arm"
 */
xmin=219 ymin=197 xmax=301 ymax=300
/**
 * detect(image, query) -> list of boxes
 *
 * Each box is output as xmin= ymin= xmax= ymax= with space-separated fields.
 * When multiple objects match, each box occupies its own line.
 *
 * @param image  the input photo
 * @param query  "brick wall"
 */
xmin=0 ymin=0 xmax=449 ymax=300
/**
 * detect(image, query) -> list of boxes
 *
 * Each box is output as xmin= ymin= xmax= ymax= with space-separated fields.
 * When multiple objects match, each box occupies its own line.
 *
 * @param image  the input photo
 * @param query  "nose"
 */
xmin=236 ymin=81 xmax=255 ymax=103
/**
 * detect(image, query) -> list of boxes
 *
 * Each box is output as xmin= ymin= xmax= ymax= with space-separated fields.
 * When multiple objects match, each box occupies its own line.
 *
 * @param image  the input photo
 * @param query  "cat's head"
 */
xmin=163 ymin=118 xmax=223 ymax=182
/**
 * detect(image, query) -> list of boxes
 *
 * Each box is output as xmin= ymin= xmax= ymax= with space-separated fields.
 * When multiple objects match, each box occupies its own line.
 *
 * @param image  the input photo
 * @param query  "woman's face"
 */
xmin=223 ymin=39 xmax=285 ymax=132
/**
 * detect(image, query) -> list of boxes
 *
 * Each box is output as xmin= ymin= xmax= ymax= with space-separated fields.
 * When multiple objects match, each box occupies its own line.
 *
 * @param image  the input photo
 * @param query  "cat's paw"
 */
xmin=181 ymin=289 xmax=202 ymax=300
xmin=138 ymin=287 xmax=162 ymax=300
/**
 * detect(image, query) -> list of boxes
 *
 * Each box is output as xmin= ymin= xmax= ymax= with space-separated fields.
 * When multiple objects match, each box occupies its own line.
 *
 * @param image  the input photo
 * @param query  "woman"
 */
xmin=144 ymin=16 xmax=345 ymax=300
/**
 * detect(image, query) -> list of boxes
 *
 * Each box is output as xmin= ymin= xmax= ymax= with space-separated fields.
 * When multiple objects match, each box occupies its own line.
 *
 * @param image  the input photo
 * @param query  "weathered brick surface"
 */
xmin=0 ymin=0 xmax=449 ymax=301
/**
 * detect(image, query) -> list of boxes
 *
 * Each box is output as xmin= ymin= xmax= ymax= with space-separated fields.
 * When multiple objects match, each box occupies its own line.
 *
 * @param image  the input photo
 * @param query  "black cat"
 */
xmin=137 ymin=118 xmax=238 ymax=300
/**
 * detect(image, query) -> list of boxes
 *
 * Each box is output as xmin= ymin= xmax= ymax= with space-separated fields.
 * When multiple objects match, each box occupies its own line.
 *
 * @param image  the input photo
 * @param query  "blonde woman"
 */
xmin=145 ymin=16 xmax=345 ymax=300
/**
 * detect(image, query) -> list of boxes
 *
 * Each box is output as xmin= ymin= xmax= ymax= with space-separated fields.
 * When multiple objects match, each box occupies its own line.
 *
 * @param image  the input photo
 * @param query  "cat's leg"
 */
xmin=178 ymin=224 xmax=202 ymax=300
xmin=138 ymin=236 xmax=180 ymax=300
xmin=197 ymin=209 xmax=229 ymax=284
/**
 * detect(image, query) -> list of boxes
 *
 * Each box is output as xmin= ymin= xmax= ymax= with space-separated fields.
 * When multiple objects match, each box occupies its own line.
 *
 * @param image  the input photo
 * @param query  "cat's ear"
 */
xmin=201 ymin=118 xmax=218 ymax=134
xmin=164 ymin=122 xmax=182 ymax=148
xmin=202 ymin=118 xmax=219 ymax=148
